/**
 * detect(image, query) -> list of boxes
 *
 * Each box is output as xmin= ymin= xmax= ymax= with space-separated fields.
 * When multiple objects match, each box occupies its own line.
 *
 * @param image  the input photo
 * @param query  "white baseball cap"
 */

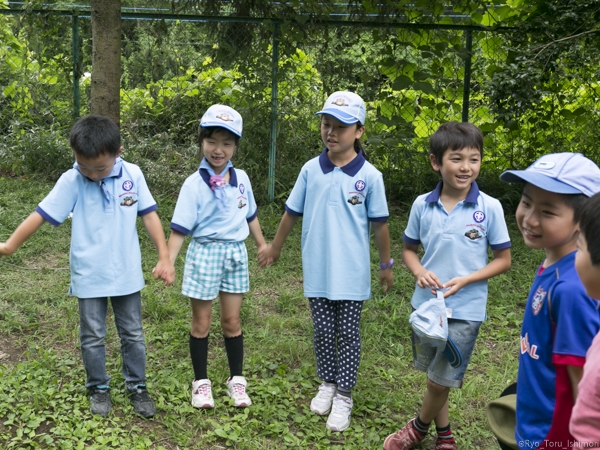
xmin=316 ymin=91 xmax=366 ymax=125
xmin=200 ymin=104 xmax=243 ymax=138
xmin=500 ymin=152 xmax=600 ymax=197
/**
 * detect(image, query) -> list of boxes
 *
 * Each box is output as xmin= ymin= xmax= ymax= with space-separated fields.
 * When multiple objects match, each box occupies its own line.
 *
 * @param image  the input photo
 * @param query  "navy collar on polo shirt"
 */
xmin=425 ymin=181 xmax=480 ymax=204
xmin=198 ymin=160 xmax=238 ymax=188
xmin=318 ymin=148 xmax=366 ymax=176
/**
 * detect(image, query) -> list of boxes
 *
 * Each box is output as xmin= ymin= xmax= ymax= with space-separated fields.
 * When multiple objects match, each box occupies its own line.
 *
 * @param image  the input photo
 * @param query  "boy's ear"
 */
xmin=429 ymin=153 xmax=441 ymax=172
xmin=116 ymin=146 xmax=123 ymax=158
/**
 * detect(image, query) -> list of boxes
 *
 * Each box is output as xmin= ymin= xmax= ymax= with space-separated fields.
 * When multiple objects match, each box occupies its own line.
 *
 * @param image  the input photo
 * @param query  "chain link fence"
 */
xmin=2 ymin=7 xmax=599 ymax=206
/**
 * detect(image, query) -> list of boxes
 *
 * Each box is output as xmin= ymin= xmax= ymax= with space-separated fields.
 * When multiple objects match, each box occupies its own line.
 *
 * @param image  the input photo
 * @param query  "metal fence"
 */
xmin=2 ymin=6 xmax=599 ymax=205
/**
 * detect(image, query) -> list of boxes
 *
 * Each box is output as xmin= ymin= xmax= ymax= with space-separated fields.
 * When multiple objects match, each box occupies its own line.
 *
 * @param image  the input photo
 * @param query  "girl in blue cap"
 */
xmin=259 ymin=91 xmax=393 ymax=432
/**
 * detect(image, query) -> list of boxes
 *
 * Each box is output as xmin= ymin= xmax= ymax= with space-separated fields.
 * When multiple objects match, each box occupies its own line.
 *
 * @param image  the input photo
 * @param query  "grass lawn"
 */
xmin=0 ymin=175 xmax=542 ymax=449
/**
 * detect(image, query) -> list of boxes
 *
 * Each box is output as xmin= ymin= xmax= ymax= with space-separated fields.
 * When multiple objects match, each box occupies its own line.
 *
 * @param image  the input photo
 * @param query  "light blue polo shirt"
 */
xmin=36 ymin=158 xmax=158 ymax=298
xmin=286 ymin=149 xmax=389 ymax=301
xmin=170 ymin=160 xmax=258 ymax=242
xmin=403 ymin=181 xmax=511 ymax=321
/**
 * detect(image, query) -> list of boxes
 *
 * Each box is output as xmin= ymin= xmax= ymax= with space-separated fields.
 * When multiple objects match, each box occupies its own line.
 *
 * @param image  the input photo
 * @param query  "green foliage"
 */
xmin=0 ymin=127 xmax=73 ymax=179
xmin=2 ymin=3 xmax=600 ymax=207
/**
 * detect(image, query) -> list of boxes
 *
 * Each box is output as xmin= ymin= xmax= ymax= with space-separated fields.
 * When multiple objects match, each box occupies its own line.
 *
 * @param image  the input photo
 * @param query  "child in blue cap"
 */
xmin=384 ymin=122 xmax=511 ymax=450
xmin=0 ymin=115 xmax=174 ymax=418
xmin=500 ymin=153 xmax=600 ymax=449
xmin=165 ymin=104 xmax=268 ymax=409
xmin=259 ymin=91 xmax=394 ymax=432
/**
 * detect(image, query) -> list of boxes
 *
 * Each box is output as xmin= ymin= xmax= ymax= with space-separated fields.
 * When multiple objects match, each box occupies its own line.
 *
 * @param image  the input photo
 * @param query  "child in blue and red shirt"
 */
xmin=501 ymin=152 xmax=600 ymax=449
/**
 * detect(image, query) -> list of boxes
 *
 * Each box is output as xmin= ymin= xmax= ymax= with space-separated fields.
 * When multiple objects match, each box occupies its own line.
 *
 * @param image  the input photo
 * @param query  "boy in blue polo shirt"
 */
xmin=500 ymin=153 xmax=600 ymax=449
xmin=0 ymin=116 xmax=174 ymax=418
xmin=384 ymin=122 xmax=511 ymax=450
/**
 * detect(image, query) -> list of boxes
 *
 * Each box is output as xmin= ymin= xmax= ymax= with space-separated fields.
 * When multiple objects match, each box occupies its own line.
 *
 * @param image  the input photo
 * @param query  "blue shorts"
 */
xmin=181 ymin=240 xmax=249 ymax=300
xmin=412 ymin=318 xmax=482 ymax=388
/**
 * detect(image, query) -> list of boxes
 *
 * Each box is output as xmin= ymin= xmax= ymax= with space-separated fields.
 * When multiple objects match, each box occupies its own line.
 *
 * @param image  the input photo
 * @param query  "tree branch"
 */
xmin=533 ymin=29 xmax=600 ymax=59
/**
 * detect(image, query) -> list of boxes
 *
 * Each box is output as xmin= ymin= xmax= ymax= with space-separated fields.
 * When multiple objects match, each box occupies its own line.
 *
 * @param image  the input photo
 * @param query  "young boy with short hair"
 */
xmin=384 ymin=121 xmax=512 ymax=450
xmin=500 ymin=152 xmax=600 ymax=449
xmin=570 ymin=192 xmax=600 ymax=445
xmin=0 ymin=115 xmax=174 ymax=418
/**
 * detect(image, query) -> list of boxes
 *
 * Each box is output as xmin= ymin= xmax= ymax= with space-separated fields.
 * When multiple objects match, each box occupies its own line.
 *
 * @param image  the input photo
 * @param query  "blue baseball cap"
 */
xmin=316 ymin=91 xmax=366 ymax=125
xmin=500 ymin=152 xmax=600 ymax=198
xmin=200 ymin=104 xmax=243 ymax=138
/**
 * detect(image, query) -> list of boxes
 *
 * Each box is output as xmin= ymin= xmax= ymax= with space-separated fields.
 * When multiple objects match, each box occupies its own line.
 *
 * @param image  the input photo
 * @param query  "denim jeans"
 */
xmin=78 ymin=291 xmax=147 ymax=389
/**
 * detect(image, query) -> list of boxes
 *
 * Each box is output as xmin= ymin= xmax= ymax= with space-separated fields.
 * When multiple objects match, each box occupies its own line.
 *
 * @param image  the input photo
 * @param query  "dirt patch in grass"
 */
xmin=0 ymin=334 xmax=27 ymax=366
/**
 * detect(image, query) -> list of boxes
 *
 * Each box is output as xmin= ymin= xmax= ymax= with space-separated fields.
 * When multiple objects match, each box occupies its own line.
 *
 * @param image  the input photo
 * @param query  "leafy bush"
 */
xmin=0 ymin=127 xmax=73 ymax=179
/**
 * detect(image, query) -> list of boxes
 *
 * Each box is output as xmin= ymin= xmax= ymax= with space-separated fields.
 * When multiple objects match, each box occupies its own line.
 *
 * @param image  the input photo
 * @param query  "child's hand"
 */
xmin=152 ymin=259 xmax=176 ymax=286
xmin=416 ymin=270 xmax=443 ymax=290
xmin=0 ymin=243 xmax=12 ymax=256
xmin=440 ymin=276 xmax=469 ymax=297
xmin=258 ymin=243 xmax=278 ymax=268
xmin=379 ymin=268 xmax=393 ymax=293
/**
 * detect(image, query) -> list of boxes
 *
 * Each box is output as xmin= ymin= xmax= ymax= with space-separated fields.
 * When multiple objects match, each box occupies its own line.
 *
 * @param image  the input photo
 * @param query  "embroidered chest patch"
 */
xmin=464 ymin=229 xmax=482 ymax=240
xmin=532 ymin=286 xmax=546 ymax=315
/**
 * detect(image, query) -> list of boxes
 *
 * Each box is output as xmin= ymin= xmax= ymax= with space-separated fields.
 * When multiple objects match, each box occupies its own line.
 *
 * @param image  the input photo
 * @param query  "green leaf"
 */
xmin=392 ymin=76 xmax=412 ymax=91
xmin=413 ymin=82 xmax=434 ymax=94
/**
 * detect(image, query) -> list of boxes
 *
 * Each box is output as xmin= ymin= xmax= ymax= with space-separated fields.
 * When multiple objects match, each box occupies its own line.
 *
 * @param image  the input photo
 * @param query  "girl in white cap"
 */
xmin=259 ymin=91 xmax=393 ymax=432
xmin=164 ymin=104 xmax=268 ymax=409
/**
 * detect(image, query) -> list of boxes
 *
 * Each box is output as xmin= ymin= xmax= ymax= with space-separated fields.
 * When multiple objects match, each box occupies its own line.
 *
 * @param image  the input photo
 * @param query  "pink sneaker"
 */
xmin=226 ymin=376 xmax=252 ymax=407
xmin=191 ymin=379 xmax=214 ymax=409
xmin=383 ymin=419 xmax=426 ymax=450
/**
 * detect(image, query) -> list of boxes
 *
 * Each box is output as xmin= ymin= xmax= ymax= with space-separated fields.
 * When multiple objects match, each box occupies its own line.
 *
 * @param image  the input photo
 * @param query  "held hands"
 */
xmin=257 ymin=243 xmax=278 ymax=268
xmin=151 ymin=258 xmax=176 ymax=286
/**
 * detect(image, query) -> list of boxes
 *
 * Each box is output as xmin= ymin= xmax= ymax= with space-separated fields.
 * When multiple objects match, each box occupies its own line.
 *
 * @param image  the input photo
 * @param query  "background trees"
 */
xmin=1 ymin=1 xmax=599 ymax=206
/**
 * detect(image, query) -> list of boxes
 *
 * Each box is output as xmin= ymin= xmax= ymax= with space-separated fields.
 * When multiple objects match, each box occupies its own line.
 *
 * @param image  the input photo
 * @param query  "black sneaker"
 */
xmin=127 ymin=384 xmax=156 ymax=418
xmin=89 ymin=386 xmax=111 ymax=416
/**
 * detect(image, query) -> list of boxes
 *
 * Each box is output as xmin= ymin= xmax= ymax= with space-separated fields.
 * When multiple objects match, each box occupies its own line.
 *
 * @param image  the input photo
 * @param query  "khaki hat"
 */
xmin=486 ymin=394 xmax=519 ymax=450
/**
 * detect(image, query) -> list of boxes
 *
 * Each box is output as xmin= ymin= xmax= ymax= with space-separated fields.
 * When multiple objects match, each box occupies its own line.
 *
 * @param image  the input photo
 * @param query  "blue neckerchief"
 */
xmin=199 ymin=158 xmax=233 ymax=212
xmin=74 ymin=157 xmax=123 ymax=204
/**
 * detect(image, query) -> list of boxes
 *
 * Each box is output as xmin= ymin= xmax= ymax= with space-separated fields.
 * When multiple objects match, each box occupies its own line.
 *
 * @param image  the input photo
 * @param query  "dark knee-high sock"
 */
xmin=189 ymin=334 xmax=209 ymax=380
xmin=224 ymin=333 xmax=244 ymax=377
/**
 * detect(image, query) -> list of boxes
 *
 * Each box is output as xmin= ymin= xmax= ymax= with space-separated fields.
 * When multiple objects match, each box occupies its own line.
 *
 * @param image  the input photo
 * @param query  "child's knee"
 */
xmin=426 ymin=377 xmax=450 ymax=395
xmin=220 ymin=315 xmax=241 ymax=335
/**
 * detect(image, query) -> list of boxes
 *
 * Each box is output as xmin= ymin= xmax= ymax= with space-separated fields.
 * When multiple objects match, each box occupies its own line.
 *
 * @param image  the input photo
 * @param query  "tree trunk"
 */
xmin=90 ymin=0 xmax=121 ymax=126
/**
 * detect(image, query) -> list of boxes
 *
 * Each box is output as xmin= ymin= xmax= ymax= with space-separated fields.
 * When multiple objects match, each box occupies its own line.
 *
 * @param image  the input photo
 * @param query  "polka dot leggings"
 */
xmin=308 ymin=297 xmax=363 ymax=391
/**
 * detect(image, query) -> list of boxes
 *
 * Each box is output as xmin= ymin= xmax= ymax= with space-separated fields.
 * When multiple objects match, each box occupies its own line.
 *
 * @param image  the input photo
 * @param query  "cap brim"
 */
xmin=443 ymin=337 xmax=463 ymax=368
xmin=200 ymin=121 xmax=242 ymax=138
xmin=499 ymin=170 xmax=582 ymax=194
xmin=316 ymin=109 xmax=359 ymax=125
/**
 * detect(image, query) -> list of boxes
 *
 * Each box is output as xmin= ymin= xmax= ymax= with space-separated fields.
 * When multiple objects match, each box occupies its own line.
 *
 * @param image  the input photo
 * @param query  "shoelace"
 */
xmin=195 ymin=384 xmax=211 ymax=396
xmin=231 ymin=383 xmax=246 ymax=396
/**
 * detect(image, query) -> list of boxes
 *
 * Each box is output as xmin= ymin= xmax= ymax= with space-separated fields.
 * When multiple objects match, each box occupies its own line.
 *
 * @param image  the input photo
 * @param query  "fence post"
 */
xmin=72 ymin=13 xmax=80 ymax=119
xmin=268 ymin=22 xmax=280 ymax=203
xmin=461 ymin=29 xmax=472 ymax=123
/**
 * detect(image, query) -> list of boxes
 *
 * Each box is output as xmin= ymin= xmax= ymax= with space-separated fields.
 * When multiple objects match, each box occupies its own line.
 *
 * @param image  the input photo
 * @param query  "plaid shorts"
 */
xmin=181 ymin=240 xmax=249 ymax=300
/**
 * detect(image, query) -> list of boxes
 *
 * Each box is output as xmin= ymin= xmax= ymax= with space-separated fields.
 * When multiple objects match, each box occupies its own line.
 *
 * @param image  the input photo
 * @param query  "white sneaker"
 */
xmin=326 ymin=394 xmax=353 ymax=432
xmin=191 ymin=379 xmax=214 ymax=409
xmin=310 ymin=382 xmax=337 ymax=415
xmin=226 ymin=376 xmax=252 ymax=407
